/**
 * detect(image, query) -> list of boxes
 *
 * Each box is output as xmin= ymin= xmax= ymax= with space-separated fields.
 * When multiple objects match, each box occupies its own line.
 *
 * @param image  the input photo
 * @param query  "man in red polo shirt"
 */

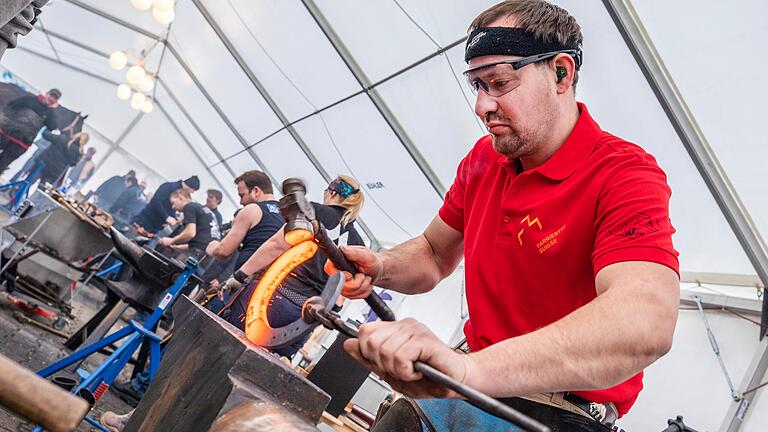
xmin=338 ymin=1 xmax=679 ymax=430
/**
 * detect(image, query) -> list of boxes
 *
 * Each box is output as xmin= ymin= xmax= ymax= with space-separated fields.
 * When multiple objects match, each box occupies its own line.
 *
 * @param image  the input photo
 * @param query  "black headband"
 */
xmin=465 ymin=27 xmax=582 ymax=69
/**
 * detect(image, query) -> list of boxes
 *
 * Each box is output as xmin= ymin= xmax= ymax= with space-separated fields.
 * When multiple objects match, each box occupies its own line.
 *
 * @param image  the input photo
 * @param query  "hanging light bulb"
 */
xmin=131 ymin=92 xmax=147 ymax=110
xmin=117 ymin=84 xmax=132 ymax=100
xmin=152 ymin=7 xmax=175 ymax=25
xmin=108 ymin=51 xmax=128 ymax=70
xmin=131 ymin=0 xmax=153 ymax=11
xmin=152 ymin=0 xmax=174 ymax=11
xmin=126 ymin=65 xmax=146 ymax=86
xmin=138 ymin=75 xmax=155 ymax=93
xmin=141 ymin=98 xmax=154 ymax=113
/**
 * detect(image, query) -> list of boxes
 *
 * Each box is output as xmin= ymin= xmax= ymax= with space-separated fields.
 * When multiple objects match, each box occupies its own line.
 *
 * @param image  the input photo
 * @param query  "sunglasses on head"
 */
xmin=327 ymin=178 xmax=359 ymax=198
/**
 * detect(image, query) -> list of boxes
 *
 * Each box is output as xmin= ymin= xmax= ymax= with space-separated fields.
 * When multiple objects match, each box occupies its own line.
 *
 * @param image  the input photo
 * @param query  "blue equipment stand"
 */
xmin=0 ymin=162 xmax=44 ymax=211
xmin=33 ymin=257 xmax=199 ymax=432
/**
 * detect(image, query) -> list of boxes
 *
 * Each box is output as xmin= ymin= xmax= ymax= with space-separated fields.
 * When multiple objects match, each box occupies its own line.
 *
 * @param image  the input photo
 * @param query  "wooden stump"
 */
xmin=124 ymin=296 xmax=330 ymax=432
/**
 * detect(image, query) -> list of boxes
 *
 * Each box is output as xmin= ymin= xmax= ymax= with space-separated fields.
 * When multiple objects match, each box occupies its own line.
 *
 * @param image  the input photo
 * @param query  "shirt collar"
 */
xmin=528 ymin=102 xmax=601 ymax=180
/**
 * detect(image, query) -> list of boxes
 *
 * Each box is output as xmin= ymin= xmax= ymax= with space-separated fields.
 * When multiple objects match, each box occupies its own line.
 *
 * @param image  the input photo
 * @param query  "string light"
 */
xmin=117 ymin=84 xmax=132 ymax=100
xmin=108 ymin=51 xmax=128 ymax=70
xmin=130 ymin=0 xmax=152 ymax=11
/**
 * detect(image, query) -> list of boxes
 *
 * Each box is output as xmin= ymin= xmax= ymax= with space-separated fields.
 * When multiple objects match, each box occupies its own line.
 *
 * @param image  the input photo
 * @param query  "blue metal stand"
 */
xmin=0 ymin=162 xmax=44 ymax=211
xmin=33 ymin=257 xmax=199 ymax=432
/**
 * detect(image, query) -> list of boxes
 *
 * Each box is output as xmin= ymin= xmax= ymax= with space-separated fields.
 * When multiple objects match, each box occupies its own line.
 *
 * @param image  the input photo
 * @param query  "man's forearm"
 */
xmin=375 ymin=236 xmax=446 ymax=295
xmin=239 ymin=235 xmax=289 ymax=276
xmin=170 ymin=226 xmax=194 ymax=245
xmin=464 ymin=282 xmax=677 ymax=397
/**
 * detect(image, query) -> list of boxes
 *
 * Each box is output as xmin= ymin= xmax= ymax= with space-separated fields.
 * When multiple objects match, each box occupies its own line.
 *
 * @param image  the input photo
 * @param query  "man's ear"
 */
xmin=552 ymin=53 xmax=576 ymax=93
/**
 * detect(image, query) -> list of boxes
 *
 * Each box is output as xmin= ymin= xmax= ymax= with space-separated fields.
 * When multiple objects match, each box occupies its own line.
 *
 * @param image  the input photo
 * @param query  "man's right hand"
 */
xmin=337 ymin=246 xmax=384 ymax=299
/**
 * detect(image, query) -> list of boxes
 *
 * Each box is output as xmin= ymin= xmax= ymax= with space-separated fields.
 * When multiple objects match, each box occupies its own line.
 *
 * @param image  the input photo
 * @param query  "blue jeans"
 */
xmin=416 ymin=399 xmax=605 ymax=432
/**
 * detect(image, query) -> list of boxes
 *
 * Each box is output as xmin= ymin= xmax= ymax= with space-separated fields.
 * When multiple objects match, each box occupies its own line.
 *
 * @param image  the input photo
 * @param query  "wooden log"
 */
xmin=124 ymin=296 xmax=330 ymax=432
xmin=0 ymin=353 xmax=89 ymax=432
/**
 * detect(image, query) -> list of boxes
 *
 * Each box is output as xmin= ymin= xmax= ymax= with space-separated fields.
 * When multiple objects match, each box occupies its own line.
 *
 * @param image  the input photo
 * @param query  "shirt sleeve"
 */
xmin=592 ymin=153 xmax=679 ymax=276
xmin=438 ymin=153 xmax=469 ymax=232
xmin=182 ymin=204 xmax=198 ymax=226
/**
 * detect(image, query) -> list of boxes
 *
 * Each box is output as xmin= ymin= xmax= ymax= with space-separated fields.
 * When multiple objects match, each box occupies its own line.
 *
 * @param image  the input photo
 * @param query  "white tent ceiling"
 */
xmin=2 ymin=0 xmax=768 ymax=430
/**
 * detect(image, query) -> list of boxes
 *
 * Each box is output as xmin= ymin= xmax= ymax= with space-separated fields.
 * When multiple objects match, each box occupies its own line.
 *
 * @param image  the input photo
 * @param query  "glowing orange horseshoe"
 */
xmin=245 ymin=229 xmax=318 ymax=346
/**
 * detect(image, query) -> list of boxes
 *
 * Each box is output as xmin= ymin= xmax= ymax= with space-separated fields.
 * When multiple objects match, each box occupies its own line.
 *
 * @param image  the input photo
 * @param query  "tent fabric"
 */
xmin=1 ymin=2 xmax=767 ymax=429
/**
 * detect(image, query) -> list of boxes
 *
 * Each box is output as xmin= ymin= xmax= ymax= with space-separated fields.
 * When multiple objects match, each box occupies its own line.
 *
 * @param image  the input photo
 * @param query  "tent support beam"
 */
xmin=191 ymin=0 xmax=381 ymax=250
xmin=32 ymin=28 xmax=242 ymax=198
xmin=301 ymin=0 xmax=446 ymax=198
xmin=602 ymin=0 xmax=768 ymax=430
xmin=62 ymin=0 xmax=276 ymax=188
xmin=155 ymin=101 xmax=237 ymax=208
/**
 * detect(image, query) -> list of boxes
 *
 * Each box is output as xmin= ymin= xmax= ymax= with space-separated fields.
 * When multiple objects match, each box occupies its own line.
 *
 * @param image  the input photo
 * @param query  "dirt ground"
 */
xmin=0 ymin=279 xmax=137 ymax=431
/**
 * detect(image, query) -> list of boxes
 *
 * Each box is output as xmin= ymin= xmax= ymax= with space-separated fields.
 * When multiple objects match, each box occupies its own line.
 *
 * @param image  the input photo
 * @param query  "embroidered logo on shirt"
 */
xmin=611 ymin=212 xmax=660 ymax=239
xmin=517 ymin=215 xmax=543 ymax=246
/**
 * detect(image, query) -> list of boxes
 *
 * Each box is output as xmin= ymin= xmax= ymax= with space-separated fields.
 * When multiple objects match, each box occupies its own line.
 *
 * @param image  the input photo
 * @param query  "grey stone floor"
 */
xmin=0 ymin=281 xmax=134 ymax=432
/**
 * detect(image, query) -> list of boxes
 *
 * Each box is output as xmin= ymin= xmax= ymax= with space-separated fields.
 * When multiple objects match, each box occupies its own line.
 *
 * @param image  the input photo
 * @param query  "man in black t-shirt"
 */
xmin=157 ymin=188 xmax=220 ymax=258
xmin=133 ymin=175 xmax=200 ymax=235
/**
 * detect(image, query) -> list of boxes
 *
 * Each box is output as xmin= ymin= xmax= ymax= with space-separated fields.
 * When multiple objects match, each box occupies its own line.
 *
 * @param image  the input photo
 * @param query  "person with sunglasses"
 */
xmin=223 ymin=175 xmax=366 ymax=357
xmin=335 ymin=1 xmax=680 ymax=431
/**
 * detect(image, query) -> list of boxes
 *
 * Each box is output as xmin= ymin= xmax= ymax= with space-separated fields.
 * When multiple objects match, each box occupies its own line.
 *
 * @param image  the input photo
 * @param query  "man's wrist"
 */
xmin=233 ymin=269 xmax=248 ymax=283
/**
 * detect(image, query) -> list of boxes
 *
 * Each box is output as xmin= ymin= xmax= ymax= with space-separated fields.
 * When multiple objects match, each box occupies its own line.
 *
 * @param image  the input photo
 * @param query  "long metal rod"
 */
xmin=190 ymin=0 xmax=381 ymax=250
xmin=16 ymin=46 xmax=119 ymax=86
xmin=162 ymin=44 xmax=277 ymax=185
xmin=720 ymin=337 xmax=768 ymax=432
xmin=600 ymin=1 xmax=768 ymax=430
xmin=694 ymin=296 xmax=739 ymax=399
xmin=301 ymin=0 xmax=446 ymax=198
xmin=155 ymin=100 xmax=237 ymax=207
xmin=64 ymin=0 xmax=162 ymax=41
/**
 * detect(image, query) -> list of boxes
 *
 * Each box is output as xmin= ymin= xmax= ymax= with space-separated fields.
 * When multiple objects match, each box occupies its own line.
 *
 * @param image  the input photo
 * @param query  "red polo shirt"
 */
xmin=439 ymin=103 xmax=678 ymax=416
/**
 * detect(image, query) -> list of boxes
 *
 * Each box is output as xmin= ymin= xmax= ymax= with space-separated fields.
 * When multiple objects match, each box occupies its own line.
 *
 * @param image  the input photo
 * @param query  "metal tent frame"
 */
xmin=8 ymin=0 xmax=767 ymax=429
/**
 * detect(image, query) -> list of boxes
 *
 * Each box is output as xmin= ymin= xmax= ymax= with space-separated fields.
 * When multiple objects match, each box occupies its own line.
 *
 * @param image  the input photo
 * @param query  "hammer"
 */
xmin=280 ymin=178 xmax=395 ymax=322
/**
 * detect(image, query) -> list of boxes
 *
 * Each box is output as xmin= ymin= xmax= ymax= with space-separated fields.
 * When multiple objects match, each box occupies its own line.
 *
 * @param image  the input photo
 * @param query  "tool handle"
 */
xmin=314 ymin=225 xmax=396 ymax=322
xmin=413 ymin=362 xmax=550 ymax=432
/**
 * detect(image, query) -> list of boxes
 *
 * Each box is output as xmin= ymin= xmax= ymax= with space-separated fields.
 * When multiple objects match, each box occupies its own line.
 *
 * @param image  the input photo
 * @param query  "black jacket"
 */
xmin=38 ymin=130 xmax=78 ymax=183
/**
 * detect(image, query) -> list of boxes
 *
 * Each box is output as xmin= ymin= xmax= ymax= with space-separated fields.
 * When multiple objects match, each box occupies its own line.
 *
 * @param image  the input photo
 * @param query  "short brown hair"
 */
xmin=206 ymin=189 xmax=223 ymax=204
xmin=234 ymin=170 xmax=272 ymax=194
xmin=170 ymin=188 xmax=192 ymax=200
xmin=469 ymin=0 xmax=583 ymax=86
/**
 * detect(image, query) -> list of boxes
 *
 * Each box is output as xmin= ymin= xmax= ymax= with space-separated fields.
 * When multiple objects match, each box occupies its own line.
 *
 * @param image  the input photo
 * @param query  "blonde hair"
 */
xmin=69 ymin=132 xmax=90 ymax=147
xmin=170 ymin=188 xmax=192 ymax=200
xmin=336 ymin=175 xmax=364 ymax=228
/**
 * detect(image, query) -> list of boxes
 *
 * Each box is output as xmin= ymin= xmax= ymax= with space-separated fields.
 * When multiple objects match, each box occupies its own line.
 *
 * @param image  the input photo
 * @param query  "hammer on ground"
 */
xmin=279 ymin=178 xmax=395 ymax=322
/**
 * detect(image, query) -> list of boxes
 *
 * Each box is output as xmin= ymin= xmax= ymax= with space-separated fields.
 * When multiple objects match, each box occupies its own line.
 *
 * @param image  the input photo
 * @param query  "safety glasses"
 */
xmin=463 ymin=49 xmax=579 ymax=97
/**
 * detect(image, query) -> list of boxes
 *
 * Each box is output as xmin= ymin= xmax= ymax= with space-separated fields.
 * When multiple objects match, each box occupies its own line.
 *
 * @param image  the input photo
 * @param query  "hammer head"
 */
xmin=279 ymin=178 xmax=316 ymax=234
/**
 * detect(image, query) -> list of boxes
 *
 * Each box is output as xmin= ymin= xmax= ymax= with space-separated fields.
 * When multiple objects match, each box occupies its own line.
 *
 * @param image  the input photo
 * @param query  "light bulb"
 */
xmin=131 ymin=0 xmax=153 ymax=11
xmin=141 ymin=99 xmax=154 ymax=113
xmin=126 ymin=65 xmax=145 ymax=86
xmin=108 ymin=51 xmax=128 ymax=70
xmin=131 ymin=92 xmax=147 ymax=110
xmin=152 ymin=7 xmax=175 ymax=25
xmin=117 ymin=84 xmax=131 ymax=100
xmin=152 ymin=0 xmax=174 ymax=11
xmin=138 ymin=75 xmax=155 ymax=93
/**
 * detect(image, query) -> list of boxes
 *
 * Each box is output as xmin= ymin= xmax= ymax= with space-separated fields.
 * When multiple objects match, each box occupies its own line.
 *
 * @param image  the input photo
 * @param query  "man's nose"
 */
xmin=474 ymin=90 xmax=499 ymax=120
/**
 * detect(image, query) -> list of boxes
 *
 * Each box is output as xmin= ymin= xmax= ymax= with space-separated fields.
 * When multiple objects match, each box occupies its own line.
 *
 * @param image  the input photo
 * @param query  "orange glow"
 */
xmin=284 ymin=228 xmax=313 ymax=246
xmin=245 ymin=240 xmax=318 ymax=346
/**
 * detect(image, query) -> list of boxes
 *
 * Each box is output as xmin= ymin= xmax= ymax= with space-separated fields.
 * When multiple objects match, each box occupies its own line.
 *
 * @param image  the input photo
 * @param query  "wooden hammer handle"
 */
xmin=0 ymin=354 xmax=89 ymax=432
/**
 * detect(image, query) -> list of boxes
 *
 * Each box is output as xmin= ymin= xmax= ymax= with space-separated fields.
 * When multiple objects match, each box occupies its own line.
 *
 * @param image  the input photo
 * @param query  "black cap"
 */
xmin=184 ymin=175 xmax=200 ymax=191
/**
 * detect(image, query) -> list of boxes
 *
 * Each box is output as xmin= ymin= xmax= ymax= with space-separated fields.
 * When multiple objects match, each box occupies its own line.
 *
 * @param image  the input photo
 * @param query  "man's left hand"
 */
xmin=343 ymin=318 xmax=472 ymax=399
xmin=157 ymin=237 xmax=172 ymax=247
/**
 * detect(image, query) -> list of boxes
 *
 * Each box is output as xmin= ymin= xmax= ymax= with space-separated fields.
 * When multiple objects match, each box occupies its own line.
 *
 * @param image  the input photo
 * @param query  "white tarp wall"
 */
xmin=1 ymin=0 xmax=766 ymax=430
